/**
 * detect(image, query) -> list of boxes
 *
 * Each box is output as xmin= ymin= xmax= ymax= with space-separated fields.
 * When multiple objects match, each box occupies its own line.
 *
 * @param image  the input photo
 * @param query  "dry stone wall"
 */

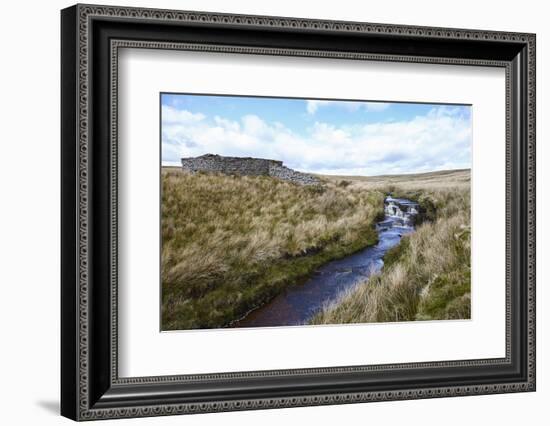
xmin=181 ymin=154 xmax=319 ymax=185
xmin=268 ymin=163 xmax=320 ymax=186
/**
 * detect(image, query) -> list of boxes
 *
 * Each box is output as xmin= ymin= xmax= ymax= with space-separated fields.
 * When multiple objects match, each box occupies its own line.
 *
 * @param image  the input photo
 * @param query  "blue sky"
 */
xmin=161 ymin=93 xmax=472 ymax=176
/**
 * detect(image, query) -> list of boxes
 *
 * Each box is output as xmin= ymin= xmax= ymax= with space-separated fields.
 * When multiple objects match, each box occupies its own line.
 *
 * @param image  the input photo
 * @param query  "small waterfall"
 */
xmin=385 ymin=202 xmax=404 ymax=218
xmin=384 ymin=196 xmax=419 ymax=228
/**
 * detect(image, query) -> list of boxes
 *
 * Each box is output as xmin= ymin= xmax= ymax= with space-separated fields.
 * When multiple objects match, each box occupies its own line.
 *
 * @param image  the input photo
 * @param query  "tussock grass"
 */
xmin=310 ymin=170 xmax=471 ymax=325
xmin=161 ymin=168 xmax=384 ymax=330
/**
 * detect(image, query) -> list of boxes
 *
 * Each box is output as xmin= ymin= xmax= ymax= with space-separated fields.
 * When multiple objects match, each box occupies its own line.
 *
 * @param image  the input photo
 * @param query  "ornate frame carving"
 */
xmin=61 ymin=4 xmax=535 ymax=421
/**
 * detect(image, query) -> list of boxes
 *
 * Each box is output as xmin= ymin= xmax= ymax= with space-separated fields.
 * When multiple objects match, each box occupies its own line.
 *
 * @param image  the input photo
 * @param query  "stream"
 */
xmin=231 ymin=196 xmax=419 ymax=328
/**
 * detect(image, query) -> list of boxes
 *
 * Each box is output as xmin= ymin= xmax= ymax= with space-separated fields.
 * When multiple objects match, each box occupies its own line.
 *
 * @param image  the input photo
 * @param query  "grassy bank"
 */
xmin=310 ymin=169 xmax=471 ymax=325
xmin=161 ymin=168 xmax=384 ymax=330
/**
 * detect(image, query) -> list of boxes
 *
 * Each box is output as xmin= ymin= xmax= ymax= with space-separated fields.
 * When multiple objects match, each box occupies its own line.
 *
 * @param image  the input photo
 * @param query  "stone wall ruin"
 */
xmin=181 ymin=154 xmax=319 ymax=185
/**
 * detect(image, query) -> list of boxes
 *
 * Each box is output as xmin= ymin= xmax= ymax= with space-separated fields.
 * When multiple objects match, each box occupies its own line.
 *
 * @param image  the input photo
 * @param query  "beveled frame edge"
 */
xmin=61 ymin=3 xmax=536 ymax=421
xmin=109 ymin=40 xmax=512 ymax=386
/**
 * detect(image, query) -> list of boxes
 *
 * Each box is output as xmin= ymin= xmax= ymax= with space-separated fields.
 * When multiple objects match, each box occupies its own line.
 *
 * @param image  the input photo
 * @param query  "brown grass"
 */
xmin=161 ymin=168 xmax=384 ymax=330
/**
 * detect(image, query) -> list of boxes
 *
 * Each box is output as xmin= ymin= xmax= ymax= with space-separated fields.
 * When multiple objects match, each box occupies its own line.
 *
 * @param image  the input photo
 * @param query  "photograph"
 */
xmin=160 ymin=93 xmax=472 ymax=331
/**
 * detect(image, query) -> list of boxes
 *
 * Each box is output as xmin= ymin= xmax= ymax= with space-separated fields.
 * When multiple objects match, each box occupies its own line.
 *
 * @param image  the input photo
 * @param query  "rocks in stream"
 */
xmin=384 ymin=196 xmax=419 ymax=227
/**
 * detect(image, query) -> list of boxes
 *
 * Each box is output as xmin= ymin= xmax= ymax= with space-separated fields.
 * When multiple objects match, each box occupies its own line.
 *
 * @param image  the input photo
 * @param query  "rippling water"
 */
xmin=231 ymin=197 xmax=418 ymax=328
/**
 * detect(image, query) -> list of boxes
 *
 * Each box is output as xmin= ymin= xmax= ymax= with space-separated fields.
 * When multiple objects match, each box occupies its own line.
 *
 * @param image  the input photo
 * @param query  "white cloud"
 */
xmin=162 ymin=105 xmax=205 ymax=124
xmin=242 ymin=114 xmax=270 ymax=136
xmin=306 ymin=100 xmax=390 ymax=115
xmin=214 ymin=116 xmax=240 ymax=132
xmin=364 ymin=102 xmax=390 ymax=112
xmin=162 ymin=105 xmax=471 ymax=176
xmin=306 ymin=100 xmax=330 ymax=114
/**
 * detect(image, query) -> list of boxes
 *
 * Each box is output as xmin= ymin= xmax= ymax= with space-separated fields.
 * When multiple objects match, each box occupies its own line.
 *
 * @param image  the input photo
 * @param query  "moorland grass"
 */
xmin=161 ymin=169 xmax=384 ymax=330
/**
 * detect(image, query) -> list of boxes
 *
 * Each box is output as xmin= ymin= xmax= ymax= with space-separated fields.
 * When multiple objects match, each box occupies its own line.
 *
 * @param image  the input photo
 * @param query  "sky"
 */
xmin=161 ymin=93 xmax=472 ymax=176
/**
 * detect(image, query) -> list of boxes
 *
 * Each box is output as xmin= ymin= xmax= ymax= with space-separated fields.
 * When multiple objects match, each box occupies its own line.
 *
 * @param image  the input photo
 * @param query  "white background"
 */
xmin=119 ymin=49 xmax=505 ymax=377
xmin=0 ymin=0 xmax=547 ymax=425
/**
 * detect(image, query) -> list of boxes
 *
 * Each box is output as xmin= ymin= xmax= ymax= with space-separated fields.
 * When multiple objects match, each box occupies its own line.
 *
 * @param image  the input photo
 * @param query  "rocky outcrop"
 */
xmin=181 ymin=154 xmax=319 ymax=185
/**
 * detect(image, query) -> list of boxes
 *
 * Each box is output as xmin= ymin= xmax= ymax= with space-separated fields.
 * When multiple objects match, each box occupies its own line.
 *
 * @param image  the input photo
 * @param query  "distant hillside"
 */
xmin=318 ymin=169 xmax=470 ymax=192
xmin=318 ymin=168 xmax=470 ymax=183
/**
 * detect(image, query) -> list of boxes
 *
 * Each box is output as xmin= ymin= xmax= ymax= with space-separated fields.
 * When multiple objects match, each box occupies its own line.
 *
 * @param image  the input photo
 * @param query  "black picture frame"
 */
xmin=61 ymin=4 xmax=536 ymax=421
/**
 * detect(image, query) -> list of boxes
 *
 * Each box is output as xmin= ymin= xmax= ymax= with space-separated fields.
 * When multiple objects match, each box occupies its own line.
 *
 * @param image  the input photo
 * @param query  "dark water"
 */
xmin=231 ymin=196 xmax=418 ymax=328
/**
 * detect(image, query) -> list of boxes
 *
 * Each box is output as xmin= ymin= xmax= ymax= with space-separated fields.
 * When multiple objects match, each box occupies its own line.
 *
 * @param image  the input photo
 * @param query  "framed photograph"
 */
xmin=61 ymin=4 xmax=536 ymax=421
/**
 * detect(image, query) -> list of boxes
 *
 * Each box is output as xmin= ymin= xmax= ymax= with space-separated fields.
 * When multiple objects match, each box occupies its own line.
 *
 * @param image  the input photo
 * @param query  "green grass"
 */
xmin=161 ymin=169 xmax=384 ymax=330
xmin=382 ymin=236 xmax=410 ymax=269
